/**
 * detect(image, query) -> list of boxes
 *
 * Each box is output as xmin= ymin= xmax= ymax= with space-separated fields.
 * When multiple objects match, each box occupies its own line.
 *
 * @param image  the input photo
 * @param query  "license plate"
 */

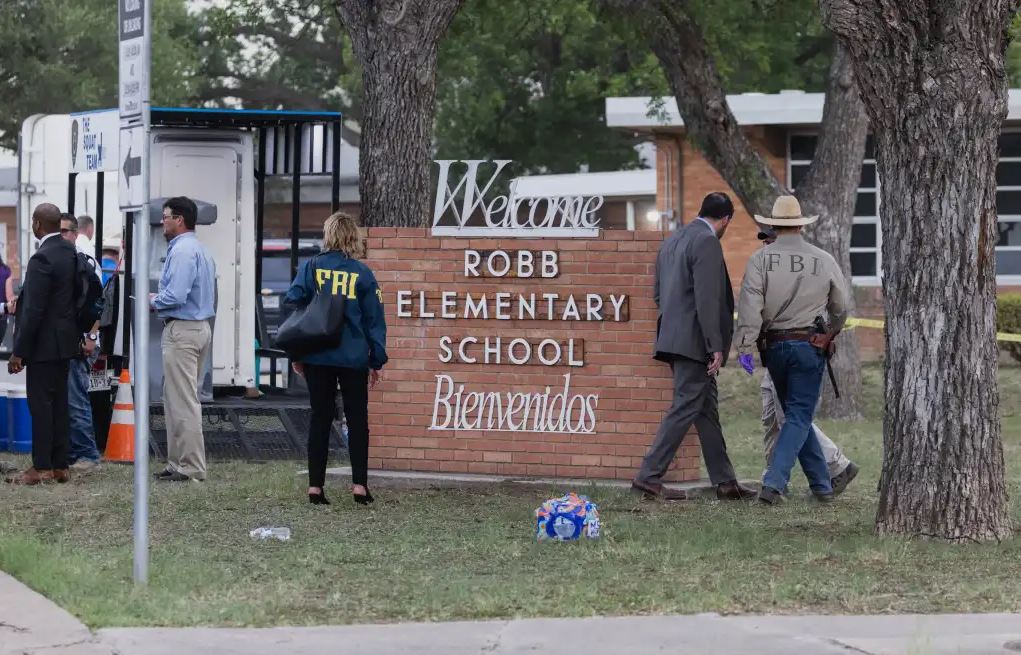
xmin=88 ymin=370 xmax=111 ymax=392
xmin=88 ymin=359 xmax=111 ymax=392
xmin=262 ymin=295 xmax=280 ymax=309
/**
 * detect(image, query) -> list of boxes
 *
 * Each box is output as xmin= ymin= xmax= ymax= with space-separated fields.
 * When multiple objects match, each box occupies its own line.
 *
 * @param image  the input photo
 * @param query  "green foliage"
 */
xmin=691 ymin=0 xmax=831 ymax=93
xmin=199 ymin=0 xmax=360 ymax=119
xmin=0 ymin=0 xmax=202 ymax=151
xmin=998 ymin=293 xmax=1021 ymax=363
xmin=434 ymin=0 xmax=668 ymax=176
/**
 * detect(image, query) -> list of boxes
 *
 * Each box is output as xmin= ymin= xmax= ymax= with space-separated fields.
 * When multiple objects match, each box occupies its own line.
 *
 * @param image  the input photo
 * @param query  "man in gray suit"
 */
xmin=632 ymin=192 xmax=756 ymax=501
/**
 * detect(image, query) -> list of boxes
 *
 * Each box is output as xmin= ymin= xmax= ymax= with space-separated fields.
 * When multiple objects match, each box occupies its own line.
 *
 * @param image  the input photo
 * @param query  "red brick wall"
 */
xmin=362 ymin=227 xmax=701 ymax=481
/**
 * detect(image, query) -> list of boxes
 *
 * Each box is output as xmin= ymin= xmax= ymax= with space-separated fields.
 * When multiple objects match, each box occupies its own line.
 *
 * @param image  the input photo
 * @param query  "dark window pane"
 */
xmin=789 ymin=135 xmax=817 ymax=160
xmin=851 ymin=223 xmax=877 ymax=248
xmin=998 ymin=161 xmax=1021 ymax=187
xmin=997 ymin=190 xmax=1021 ymax=214
xmin=790 ymin=164 xmax=811 ymax=189
xmin=996 ymin=251 xmax=1021 ymax=275
xmin=1000 ymin=133 xmax=1021 ymax=158
xmin=998 ymin=221 xmax=1021 ymax=247
xmin=859 ymin=164 xmax=876 ymax=188
xmin=855 ymin=192 xmax=877 ymax=217
xmin=865 ymin=135 xmax=876 ymax=159
xmin=851 ymin=252 xmax=878 ymax=277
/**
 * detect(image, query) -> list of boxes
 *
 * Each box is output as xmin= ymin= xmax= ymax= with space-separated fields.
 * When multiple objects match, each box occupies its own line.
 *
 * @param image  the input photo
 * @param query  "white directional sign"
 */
xmin=118 ymin=0 xmax=147 ymax=119
xmin=119 ymin=125 xmax=145 ymax=211
xmin=70 ymin=110 xmax=119 ymax=174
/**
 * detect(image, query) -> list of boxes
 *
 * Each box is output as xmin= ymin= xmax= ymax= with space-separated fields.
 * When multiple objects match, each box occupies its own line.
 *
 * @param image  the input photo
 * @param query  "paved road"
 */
xmin=3 ymin=573 xmax=1020 ymax=654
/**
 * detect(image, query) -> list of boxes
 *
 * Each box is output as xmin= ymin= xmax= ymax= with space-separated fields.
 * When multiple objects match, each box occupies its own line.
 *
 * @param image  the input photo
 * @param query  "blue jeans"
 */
xmin=762 ymin=341 xmax=832 ymax=495
xmin=68 ymin=356 xmax=100 ymax=463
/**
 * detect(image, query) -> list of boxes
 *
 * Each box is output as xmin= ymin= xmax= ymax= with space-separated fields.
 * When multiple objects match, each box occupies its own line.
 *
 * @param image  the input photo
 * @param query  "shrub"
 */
xmin=997 ymin=293 xmax=1021 ymax=364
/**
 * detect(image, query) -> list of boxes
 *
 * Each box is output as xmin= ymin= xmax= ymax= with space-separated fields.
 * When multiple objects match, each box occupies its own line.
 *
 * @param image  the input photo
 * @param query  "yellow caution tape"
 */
xmin=845 ymin=317 xmax=1021 ymax=344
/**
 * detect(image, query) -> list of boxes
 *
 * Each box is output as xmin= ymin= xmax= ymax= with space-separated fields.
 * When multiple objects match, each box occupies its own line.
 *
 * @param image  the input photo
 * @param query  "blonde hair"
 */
xmin=322 ymin=211 xmax=365 ymax=259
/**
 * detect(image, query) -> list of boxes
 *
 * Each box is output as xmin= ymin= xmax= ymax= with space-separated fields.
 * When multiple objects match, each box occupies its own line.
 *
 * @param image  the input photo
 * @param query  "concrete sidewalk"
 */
xmin=3 ymin=573 xmax=1020 ymax=654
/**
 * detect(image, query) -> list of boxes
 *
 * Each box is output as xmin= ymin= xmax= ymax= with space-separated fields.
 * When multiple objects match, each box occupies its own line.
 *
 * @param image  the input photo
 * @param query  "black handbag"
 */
xmin=274 ymin=257 xmax=347 ymax=358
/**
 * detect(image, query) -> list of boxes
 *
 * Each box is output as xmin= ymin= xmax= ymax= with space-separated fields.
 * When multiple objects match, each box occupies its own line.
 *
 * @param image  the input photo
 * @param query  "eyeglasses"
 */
xmin=161 ymin=214 xmax=183 ymax=222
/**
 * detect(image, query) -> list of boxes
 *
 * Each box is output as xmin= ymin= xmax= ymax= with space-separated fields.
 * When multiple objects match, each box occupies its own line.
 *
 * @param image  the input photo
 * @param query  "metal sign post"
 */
xmin=118 ymin=0 xmax=151 ymax=585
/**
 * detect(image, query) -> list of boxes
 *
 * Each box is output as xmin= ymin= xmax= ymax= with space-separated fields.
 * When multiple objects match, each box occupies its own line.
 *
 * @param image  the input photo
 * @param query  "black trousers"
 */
xmin=26 ymin=360 xmax=71 ymax=470
xmin=305 ymin=365 xmax=370 ymax=488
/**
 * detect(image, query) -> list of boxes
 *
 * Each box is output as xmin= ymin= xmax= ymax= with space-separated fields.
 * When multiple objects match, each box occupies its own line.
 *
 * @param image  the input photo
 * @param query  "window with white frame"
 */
xmin=787 ymin=133 xmax=880 ymax=284
xmin=996 ymin=132 xmax=1021 ymax=279
xmin=789 ymin=131 xmax=1021 ymax=284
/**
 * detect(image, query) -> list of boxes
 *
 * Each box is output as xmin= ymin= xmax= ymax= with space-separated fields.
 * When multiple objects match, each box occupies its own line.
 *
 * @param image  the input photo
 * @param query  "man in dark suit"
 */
xmin=7 ymin=204 xmax=81 ymax=485
xmin=632 ymin=192 xmax=756 ymax=501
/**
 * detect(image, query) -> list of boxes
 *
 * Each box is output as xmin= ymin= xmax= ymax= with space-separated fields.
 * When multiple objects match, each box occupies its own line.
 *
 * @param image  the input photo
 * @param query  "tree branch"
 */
xmin=641 ymin=0 xmax=784 ymax=218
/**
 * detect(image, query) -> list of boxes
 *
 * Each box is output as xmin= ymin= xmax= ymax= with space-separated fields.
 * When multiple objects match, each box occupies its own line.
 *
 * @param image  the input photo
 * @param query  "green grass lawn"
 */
xmin=1 ymin=364 xmax=1020 ymax=628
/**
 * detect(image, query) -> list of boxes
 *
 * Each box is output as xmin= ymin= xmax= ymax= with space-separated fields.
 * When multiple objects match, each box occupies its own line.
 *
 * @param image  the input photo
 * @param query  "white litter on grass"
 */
xmin=250 ymin=527 xmax=291 ymax=541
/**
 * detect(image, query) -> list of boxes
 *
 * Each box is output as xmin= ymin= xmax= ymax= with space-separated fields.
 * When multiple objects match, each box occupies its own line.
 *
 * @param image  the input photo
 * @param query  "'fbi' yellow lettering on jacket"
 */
xmin=315 ymin=269 xmax=359 ymax=299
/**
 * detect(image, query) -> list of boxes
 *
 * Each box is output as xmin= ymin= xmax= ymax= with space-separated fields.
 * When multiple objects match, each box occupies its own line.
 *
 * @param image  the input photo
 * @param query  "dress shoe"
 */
xmin=353 ymin=489 xmax=375 ymax=505
xmin=52 ymin=469 xmax=71 ymax=483
xmin=309 ymin=491 xmax=331 ymax=505
xmin=153 ymin=468 xmax=175 ymax=480
xmin=716 ymin=480 xmax=757 ymax=500
xmin=758 ymin=486 xmax=785 ymax=505
xmin=8 ymin=468 xmax=54 ymax=485
xmin=831 ymin=462 xmax=859 ymax=496
xmin=630 ymin=479 xmax=688 ymax=501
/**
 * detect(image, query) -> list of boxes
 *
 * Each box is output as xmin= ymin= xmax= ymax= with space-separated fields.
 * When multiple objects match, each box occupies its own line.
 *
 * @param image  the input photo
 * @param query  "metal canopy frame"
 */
xmin=67 ymin=107 xmax=343 ymax=369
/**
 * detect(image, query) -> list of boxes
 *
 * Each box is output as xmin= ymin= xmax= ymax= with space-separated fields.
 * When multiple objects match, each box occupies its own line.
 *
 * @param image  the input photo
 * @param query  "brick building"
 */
xmin=606 ymin=91 xmax=1021 ymax=354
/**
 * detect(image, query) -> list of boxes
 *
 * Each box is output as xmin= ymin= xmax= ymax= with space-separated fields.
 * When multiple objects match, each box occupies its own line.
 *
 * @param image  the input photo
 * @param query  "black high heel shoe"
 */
xmin=309 ymin=491 xmax=331 ymax=505
xmin=353 ymin=490 xmax=374 ymax=505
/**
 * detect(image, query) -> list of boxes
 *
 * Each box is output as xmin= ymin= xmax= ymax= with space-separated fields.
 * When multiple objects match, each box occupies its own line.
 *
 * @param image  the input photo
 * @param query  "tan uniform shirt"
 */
xmin=735 ymin=233 xmax=850 ymax=355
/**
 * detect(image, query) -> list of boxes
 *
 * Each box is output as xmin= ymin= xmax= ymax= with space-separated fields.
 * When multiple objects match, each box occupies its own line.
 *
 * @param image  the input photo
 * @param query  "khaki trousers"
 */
xmin=162 ymin=320 xmax=212 ymax=480
xmin=761 ymin=369 xmax=849 ymax=479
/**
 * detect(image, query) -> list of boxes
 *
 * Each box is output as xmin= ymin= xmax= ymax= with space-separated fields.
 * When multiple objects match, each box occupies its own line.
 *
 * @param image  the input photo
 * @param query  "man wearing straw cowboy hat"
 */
xmin=735 ymin=195 xmax=850 ymax=505
xmin=755 ymin=227 xmax=859 ymax=495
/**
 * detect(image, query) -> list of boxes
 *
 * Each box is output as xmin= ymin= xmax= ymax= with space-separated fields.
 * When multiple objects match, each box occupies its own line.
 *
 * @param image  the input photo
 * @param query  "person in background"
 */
xmin=60 ymin=214 xmax=103 ymax=473
xmin=755 ymin=227 xmax=859 ymax=494
xmin=6 ymin=204 xmax=79 ymax=485
xmin=286 ymin=211 xmax=387 ymax=506
xmin=0 ymin=251 xmax=11 ymax=344
xmin=151 ymin=197 xmax=216 ymax=483
xmin=100 ymin=241 xmax=119 ymax=286
xmin=75 ymin=215 xmax=96 ymax=258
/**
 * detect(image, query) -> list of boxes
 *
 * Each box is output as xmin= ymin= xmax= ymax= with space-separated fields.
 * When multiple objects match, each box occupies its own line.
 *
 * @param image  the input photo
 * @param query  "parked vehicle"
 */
xmin=259 ymin=239 xmax=321 ymax=343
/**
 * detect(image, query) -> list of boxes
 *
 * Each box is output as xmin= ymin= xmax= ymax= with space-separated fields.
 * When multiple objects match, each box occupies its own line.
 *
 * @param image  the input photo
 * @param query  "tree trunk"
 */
xmin=799 ymin=45 xmax=868 ymax=420
xmin=822 ymin=0 xmax=1014 ymax=541
xmin=637 ymin=0 xmax=867 ymax=417
xmin=335 ymin=0 xmax=464 ymax=227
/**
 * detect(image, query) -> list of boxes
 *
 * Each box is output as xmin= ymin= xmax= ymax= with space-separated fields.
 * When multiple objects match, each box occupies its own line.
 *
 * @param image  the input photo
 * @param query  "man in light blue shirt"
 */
xmin=150 ymin=196 xmax=216 ymax=482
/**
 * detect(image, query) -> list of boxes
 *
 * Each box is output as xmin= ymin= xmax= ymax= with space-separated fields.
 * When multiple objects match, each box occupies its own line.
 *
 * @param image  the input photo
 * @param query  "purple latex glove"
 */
xmin=738 ymin=353 xmax=755 ymax=376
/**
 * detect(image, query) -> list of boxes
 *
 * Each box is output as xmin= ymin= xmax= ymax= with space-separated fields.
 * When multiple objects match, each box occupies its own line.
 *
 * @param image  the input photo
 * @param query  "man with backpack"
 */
xmin=6 ymin=204 xmax=81 ymax=485
xmin=60 ymin=214 xmax=105 ymax=473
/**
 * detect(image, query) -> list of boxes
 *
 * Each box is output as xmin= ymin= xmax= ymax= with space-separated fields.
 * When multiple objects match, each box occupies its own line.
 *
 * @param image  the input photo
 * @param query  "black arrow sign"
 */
xmin=123 ymin=146 xmax=141 ymax=187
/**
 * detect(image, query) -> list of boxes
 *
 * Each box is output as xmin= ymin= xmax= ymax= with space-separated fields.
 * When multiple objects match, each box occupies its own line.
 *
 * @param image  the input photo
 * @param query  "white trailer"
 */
xmin=16 ymin=108 xmax=344 ymax=400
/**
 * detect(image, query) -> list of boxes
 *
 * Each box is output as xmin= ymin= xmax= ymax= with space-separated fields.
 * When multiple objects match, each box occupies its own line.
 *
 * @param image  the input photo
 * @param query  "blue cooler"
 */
xmin=9 ymin=386 xmax=31 ymax=454
xmin=0 ymin=384 xmax=9 ymax=451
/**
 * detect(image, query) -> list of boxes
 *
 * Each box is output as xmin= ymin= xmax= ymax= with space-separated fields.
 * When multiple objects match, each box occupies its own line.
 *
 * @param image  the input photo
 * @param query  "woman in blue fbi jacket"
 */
xmin=285 ymin=212 xmax=388 ymax=505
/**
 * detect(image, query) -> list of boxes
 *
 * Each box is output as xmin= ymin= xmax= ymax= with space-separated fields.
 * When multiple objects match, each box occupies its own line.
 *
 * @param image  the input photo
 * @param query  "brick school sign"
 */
xmin=362 ymin=228 xmax=702 ymax=481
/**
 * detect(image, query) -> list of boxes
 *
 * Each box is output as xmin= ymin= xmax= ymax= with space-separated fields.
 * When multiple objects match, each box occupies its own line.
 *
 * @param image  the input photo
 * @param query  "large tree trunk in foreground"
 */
xmin=822 ymin=0 xmax=1014 ymax=541
xmin=335 ymin=0 xmax=463 ymax=227
xmin=637 ymin=0 xmax=866 ymax=418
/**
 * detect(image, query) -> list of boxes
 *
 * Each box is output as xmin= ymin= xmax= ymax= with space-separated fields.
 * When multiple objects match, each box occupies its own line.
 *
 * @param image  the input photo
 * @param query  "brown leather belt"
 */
xmin=764 ymin=328 xmax=814 ymax=345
